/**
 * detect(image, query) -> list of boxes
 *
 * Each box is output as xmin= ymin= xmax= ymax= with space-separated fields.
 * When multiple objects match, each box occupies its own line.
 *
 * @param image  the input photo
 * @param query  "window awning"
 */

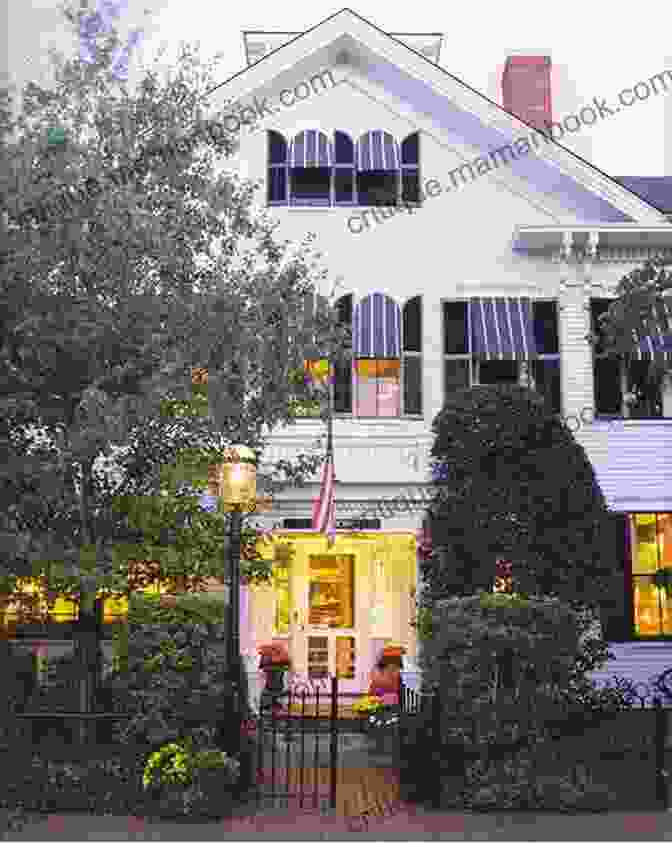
xmin=469 ymin=297 xmax=537 ymax=359
xmin=353 ymin=292 xmax=401 ymax=357
xmin=290 ymin=130 xmax=332 ymax=167
xmin=356 ymin=131 xmax=399 ymax=171
xmin=633 ymin=300 xmax=672 ymax=361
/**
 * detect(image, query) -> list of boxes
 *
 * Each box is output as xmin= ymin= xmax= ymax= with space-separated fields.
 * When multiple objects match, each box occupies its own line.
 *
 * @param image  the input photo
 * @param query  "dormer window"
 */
xmin=289 ymin=130 xmax=332 ymax=206
xmin=356 ymin=131 xmax=399 ymax=206
xmin=267 ymin=130 xmax=288 ymax=203
xmin=266 ymin=130 xmax=421 ymax=208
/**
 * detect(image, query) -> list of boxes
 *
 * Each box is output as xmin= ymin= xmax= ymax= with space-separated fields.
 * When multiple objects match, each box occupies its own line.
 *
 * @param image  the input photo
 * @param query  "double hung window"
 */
xmin=442 ymin=298 xmax=560 ymax=413
xmin=324 ymin=293 xmax=422 ymax=418
xmin=631 ymin=513 xmax=672 ymax=637
xmin=591 ymin=298 xmax=671 ymax=418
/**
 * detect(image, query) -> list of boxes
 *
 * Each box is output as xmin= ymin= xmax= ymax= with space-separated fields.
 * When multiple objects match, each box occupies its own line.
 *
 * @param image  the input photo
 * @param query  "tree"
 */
xmin=424 ymin=385 xmax=621 ymax=620
xmin=0 ymin=0 xmax=347 ymax=725
xmin=596 ymin=257 xmax=672 ymax=380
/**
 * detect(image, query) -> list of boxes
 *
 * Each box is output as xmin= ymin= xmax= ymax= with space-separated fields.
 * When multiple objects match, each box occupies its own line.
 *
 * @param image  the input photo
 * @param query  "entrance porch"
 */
xmin=241 ymin=531 xmax=418 ymax=697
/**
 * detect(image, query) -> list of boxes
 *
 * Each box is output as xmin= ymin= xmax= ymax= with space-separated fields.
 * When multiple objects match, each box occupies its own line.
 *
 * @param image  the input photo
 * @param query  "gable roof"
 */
xmin=208 ymin=8 xmax=667 ymax=226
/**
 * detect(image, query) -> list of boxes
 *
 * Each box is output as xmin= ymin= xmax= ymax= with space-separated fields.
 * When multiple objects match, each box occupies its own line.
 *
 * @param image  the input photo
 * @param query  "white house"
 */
xmin=7 ymin=10 xmax=672 ymax=698
xmin=201 ymin=10 xmax=672 ymax=695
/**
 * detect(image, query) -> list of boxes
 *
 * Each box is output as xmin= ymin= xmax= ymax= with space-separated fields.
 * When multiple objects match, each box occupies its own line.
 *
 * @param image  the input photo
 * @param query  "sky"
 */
xmin=2 ymin=0 xmax=672 ymax=178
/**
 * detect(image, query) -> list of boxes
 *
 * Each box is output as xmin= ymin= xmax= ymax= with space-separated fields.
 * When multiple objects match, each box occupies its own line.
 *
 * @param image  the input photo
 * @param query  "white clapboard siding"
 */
xmin=576 ymin=422 xmax=672 ymax=512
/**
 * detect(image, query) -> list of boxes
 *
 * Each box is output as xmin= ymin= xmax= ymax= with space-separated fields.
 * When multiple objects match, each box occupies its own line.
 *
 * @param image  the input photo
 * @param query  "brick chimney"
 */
xmin=501 ymin=55 xmax=552 ymax=131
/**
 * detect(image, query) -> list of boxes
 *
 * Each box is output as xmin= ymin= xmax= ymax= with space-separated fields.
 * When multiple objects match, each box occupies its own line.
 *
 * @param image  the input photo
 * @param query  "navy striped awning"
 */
xmin=290 ymin=130 xmax=332 ymax=167
xmin=633 ymin=300 xmax=672 ymax=361
xmin=353 ymin=292 xmax=401 ymax=358
xmin=469 ymin=297 xmax=537 ymax=359
xmin=356 ymin=131 xmax=399 ymax=171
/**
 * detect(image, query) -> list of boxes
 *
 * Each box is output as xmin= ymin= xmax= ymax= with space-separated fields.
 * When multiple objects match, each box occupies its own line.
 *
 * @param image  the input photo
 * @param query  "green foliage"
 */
xmin=426 ymin=385 xmax=619 ymax=616
xmin=0 ymin=0 xmax=347 ymax=604
xmin=597 ymin=257 xmax=672 ymax=379
xmin=407 ymin=592 xmax=638 ymax=811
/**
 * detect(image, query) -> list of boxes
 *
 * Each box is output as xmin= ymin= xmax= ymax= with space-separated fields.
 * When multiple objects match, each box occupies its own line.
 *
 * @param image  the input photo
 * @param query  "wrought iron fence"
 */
xmin=398 ymin=671 xmax=672 ymax=811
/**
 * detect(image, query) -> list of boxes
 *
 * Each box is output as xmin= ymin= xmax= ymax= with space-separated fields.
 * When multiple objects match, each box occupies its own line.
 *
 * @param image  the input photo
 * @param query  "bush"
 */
xmin=105 ymin=593 xmax=257 ymax=798
xmin=408 ymin=591 xmax=638 ymax=810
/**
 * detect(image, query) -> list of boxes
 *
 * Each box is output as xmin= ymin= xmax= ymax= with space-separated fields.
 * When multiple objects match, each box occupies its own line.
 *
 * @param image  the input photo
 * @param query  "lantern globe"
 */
xmin=218 ymin=445 xmax=258 ymax=505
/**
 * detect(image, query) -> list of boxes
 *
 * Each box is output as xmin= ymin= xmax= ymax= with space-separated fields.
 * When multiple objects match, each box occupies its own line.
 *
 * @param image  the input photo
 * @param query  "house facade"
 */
xmin=5 ymin=11 xmax=672 ymax=695
xmin=211 ymin=11 xmax=672 ymax=693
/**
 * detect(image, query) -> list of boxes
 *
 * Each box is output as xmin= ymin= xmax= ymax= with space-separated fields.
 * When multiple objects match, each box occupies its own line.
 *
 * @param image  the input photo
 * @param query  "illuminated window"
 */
xmin=274 ymin=557 xmax=290 ymax=635
xmin=308 ymin=555 xmax=354 ymax=628
xmin=632 ymin=513 xmax=672 ymax=636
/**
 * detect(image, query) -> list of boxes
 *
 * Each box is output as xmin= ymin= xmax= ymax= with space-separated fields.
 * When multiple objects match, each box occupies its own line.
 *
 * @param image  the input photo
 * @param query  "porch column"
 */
xmin=558 ymin=230 xmax=594 ymax=420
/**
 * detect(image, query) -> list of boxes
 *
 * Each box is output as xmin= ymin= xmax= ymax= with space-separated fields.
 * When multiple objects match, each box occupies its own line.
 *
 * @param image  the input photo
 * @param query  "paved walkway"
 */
xmin=7 ymin=809 xmax=672 ymax=840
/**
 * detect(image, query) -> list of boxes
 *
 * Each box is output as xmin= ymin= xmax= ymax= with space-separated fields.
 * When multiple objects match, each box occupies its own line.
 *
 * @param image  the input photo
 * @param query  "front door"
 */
xmin=298 ymin=553 xmax=360 ymax=693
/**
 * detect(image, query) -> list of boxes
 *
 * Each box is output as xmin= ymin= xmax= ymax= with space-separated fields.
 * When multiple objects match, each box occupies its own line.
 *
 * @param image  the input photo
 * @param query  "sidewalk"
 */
xmin=6 ymin=807 xmax=672 ymax=841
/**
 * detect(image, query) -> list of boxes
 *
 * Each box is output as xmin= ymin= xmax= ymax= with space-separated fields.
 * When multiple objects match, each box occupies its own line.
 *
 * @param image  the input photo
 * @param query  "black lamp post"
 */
xmin=217 ymin=446 xmax=258 ymax=761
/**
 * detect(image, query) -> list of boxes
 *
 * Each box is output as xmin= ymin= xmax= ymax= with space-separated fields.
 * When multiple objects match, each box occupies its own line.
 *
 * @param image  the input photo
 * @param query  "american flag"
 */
xmin=312 ymin=452 xmax=336 ymax=546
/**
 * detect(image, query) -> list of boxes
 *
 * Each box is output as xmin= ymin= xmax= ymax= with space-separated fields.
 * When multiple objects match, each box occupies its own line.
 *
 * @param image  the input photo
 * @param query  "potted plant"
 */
xmin=142 ymin=738 xmax=240 ymax=819
xmin=353 ymin=693 xmax=399 ymax=756
xmin=258 ymin=643 xmax=291 ymax=702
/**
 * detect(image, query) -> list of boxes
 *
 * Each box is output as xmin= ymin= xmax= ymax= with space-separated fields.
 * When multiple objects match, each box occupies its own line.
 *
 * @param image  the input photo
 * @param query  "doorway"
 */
xmin=296 ymin=553 xmax=360 ymax=693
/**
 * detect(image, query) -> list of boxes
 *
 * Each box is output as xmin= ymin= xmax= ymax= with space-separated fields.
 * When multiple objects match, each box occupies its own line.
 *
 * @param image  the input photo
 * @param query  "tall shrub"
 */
xmin=105 ymin=592 xmax=255 ymax=793
xmin=407 ymin=592 xmax=637 ymax=810
xmin=425 ymin=385 xmax=620 ymax=622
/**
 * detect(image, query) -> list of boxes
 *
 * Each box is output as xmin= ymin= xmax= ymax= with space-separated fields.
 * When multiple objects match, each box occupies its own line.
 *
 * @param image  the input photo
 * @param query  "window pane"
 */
xmin=444 ymin=358 xmax=470 ymax=394
xmin=443 ymin=302 xmax=468 ymax=354
xmin=290 ymin=167 xmax=330 ymax=205
xmin=590 ymin=299 xmax=611 ymax=355
xmin=268 ymin=131 xmax=287 ymax=164
xmin=357 ymin=171 xmax=397 ymax=206
xmin=403 ymin=296 xmax=422 ymax=352
xmin=267 ymin=167 xmax=286 ymax=202
xmin=334 ymin=131 xmax=354 ymax=164
xmin=335 ymin=169 xmax=354 ymax=203
xmin=634 ymin=576 xmax=662 ymax=636
xmin=532 ymin=359 xmax=561 ymax=414
xmin=633 ymin=514 xmax=659 ymax=573
xmin=533 ymin=301 xmax=559 ymax=354
xmin=627 ymin=360 xmax=662 ymax=418
xmin=308 ymin=636 xmax=329 ymax=678
xmin=594 ymin=357 xmax=622 ymax=415
xmin=336 ymin=636 xmax=356 ymax=679
xmin=274 ymin=563 xmax=290 ymax=634
xmin=308 ymin=555 xmax=354 ymax=628
xmin=353 ymin=359 xmax=400 ymax=417
xmin=333 ymin=357 xmax=352 ymax=413
xmin=403 ymin=355 xmax=422 ymax=415
xmin=401 ymin=170 xmax=419 ymax=203
xmin=479 ymin=360 xmax=519 ymax=384
xmin=401 ymin=133 xmax=419 ymax=165
xmin=660 ymin=514 xmax=672 ymax=569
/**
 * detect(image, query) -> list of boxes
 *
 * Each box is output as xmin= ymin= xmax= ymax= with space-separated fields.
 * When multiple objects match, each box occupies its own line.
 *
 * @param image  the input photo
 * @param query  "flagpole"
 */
xmin=326 ymin=357 xmax=334 ymax=461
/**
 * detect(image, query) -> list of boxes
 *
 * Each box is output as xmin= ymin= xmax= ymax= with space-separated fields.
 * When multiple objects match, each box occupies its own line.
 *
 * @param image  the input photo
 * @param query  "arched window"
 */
xmin=289 ymin=129 xmax=332 ymax=206
xmin=266 ymin=130 xmax=421 ymax=208
xmin=401 ymin=133 xmax=420 ymax=205
xmin=356 ymin=131 xmax=399 ymax=207
xmin=353 ymin=292 xmax=402 ymax=416
xmin=403 ymin=296 xmax=422 ymax=415
xmin=267 ymin=131 xmax=288 ymax=204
